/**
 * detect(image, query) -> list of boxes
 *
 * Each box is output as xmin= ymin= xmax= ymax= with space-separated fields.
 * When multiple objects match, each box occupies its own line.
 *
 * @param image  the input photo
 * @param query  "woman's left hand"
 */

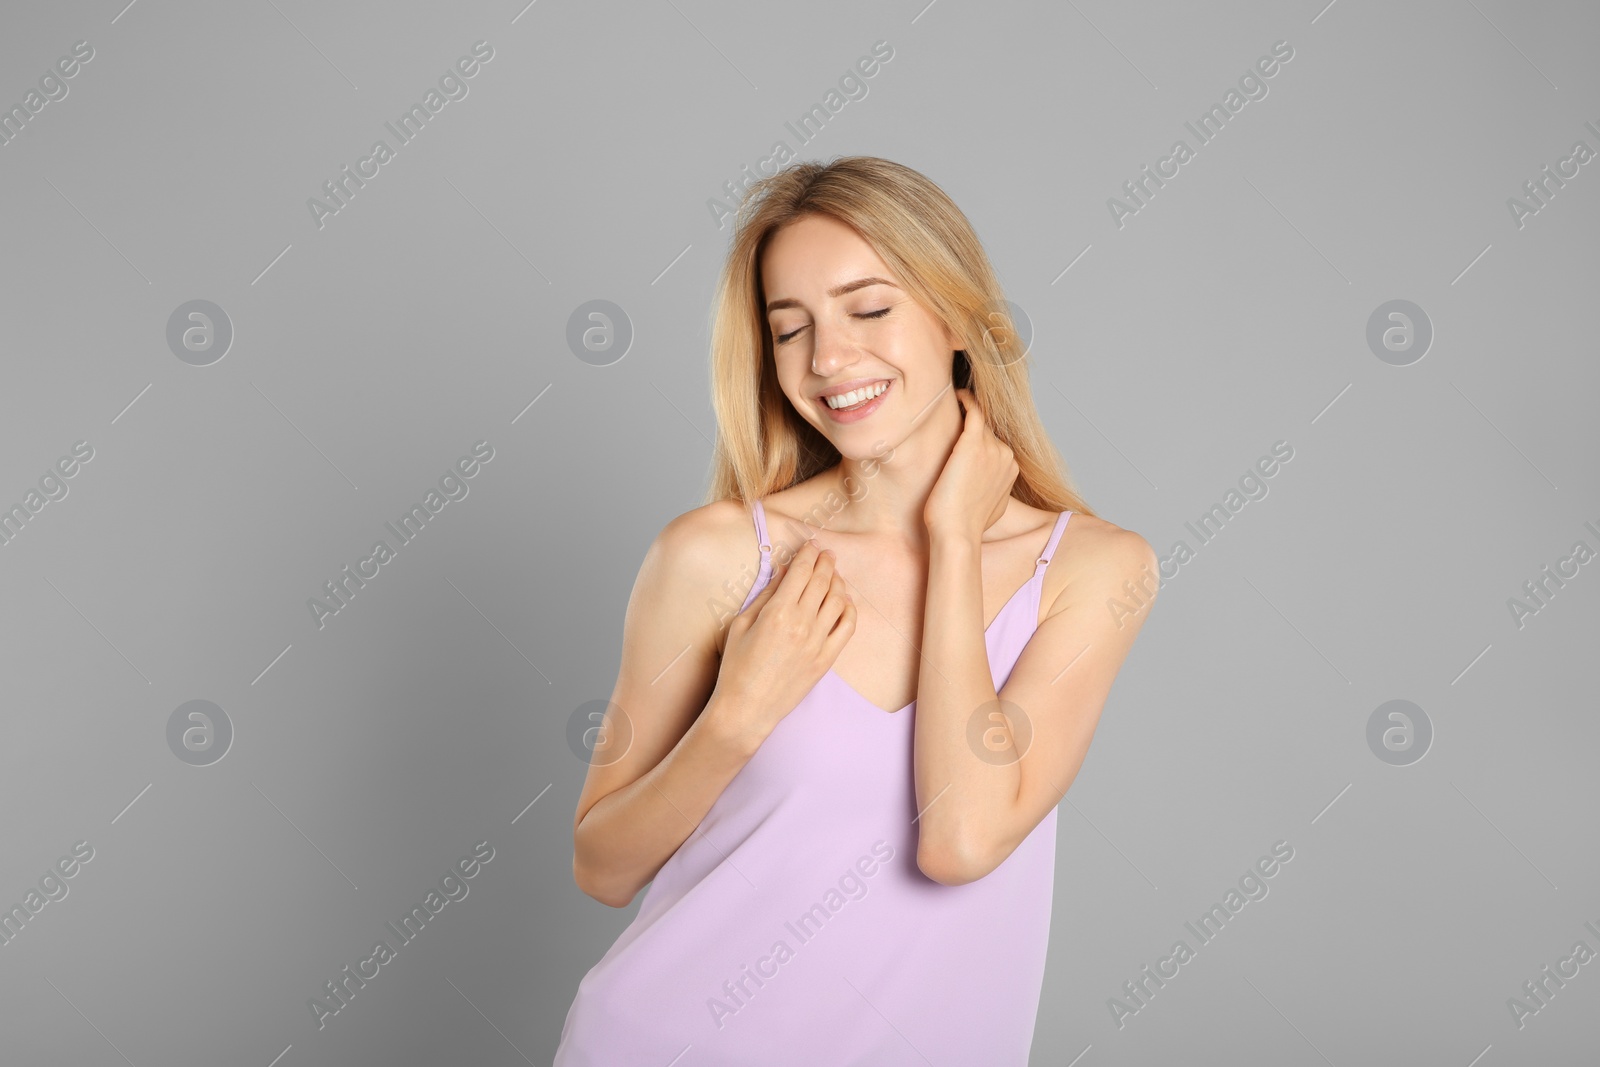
xmin=924 ymin=387 xmax=1019 ymax=543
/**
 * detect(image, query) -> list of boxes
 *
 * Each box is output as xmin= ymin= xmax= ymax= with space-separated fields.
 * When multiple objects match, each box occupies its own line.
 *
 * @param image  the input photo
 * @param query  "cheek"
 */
xmin=771 ymin=371 xmax=812 ymax=421
xmin=773 ymin=366 xmax=802 ymax=405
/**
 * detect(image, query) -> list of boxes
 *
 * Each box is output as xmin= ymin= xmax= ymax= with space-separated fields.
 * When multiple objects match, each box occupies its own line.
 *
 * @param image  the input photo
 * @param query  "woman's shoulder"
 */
xmin=631 ymin=499 xmax=767 ymax=654
xmin=639 ymin=499 xmax=765 ymax=607
xmin=1055 ymin=508 xmax=1156 ymax=570
xmin=1044 ymin=508 xmax=1160 ymax=618
xmin=651 ymin=498 xmax=760 ymax=571
xmin=1056 ymin=508 xmax=1130 ymax=542
xmin=724 ymin=474 xmax=841 ymax=543
xmin=1001 ymin=499 xmax=1122 ymax=548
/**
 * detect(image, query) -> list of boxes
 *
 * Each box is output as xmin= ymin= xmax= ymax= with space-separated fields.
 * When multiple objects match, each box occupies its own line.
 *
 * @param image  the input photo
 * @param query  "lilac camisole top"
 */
xmin=554 ymin=499 xmax=1073 ymax=1066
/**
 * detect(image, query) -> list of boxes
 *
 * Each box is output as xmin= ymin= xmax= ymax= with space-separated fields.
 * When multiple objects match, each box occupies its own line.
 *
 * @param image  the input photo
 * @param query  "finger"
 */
xmin=955 ymin=388 xmax=979 ymax=426
xmin=796 ymin=545 xmax=837 ymax=615
xmin=960 ymin=389 xmax=985 ymax=427
xmin=824 ymin=593 xmax=857 ymax=644
xmin=775 ymin=540 xmax=821 ymax=597
xmin=820 ymin=574 xmax=851 ymax=626
xmin=747 ymin=542 xmax=806 ymax=622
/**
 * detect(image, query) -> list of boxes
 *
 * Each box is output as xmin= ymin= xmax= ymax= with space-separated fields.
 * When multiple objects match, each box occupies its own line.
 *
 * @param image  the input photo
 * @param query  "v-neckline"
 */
xmin=826 ymin=568 xmax=1042 ymax=716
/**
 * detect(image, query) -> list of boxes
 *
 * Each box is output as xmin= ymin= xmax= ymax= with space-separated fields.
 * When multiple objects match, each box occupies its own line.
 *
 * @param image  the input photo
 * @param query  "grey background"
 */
xmin=1 ymin=0 xmax=1596 ymax=1064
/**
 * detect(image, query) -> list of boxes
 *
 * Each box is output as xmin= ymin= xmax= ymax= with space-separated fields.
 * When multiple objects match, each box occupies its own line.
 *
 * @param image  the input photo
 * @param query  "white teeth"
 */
xmin=824 ymin=381 xmax=889 ymax=409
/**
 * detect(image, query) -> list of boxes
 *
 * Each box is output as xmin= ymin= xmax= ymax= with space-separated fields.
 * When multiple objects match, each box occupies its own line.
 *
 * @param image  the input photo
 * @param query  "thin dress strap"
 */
xmin=737 ymin=498 xmax=774 ymax=615
xmin=1033 ymin=511 xmax=1073 ymax=575
xmin=752 ymin=498 xmax=771 ymax=555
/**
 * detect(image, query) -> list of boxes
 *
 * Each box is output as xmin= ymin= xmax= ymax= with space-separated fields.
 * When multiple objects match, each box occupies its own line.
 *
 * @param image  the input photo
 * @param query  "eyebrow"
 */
xmin=765 ymin=276 xmax=899 ymax=314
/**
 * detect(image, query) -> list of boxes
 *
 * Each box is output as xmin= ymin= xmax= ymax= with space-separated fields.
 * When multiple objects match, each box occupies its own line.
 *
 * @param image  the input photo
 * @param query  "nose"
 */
xmin=808 ymin=316 xmax=861 ymax=377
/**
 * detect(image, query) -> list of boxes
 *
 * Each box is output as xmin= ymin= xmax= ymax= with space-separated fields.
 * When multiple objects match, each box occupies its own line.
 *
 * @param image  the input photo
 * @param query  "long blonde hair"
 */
xmin=702 ymin=155 xmax=1096 ymax=519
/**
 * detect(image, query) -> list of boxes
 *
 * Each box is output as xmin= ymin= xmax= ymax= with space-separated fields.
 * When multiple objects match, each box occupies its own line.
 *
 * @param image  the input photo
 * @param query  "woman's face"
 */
xmin=760 ymin=213 xmax=959 ymax=457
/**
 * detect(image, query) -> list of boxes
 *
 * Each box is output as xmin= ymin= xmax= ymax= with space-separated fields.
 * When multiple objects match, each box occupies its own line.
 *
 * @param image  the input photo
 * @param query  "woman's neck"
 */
xmin=826 ymin=394 xmax=965 ymax=540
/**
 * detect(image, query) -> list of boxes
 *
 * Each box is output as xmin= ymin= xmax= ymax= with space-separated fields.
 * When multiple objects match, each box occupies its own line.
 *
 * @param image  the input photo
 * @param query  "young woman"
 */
xmin=555 ymin=156 xmax=1159 ymax=1065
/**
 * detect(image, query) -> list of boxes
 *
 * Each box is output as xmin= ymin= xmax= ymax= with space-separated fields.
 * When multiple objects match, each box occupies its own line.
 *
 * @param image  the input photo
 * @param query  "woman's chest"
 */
xmin=815 ymin=547 xmax=1043 ymax=717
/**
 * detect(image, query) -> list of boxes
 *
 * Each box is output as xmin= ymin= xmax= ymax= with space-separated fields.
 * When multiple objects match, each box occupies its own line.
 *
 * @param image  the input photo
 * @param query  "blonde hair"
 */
xmin=702 ymin=155 xmax=1096 ymax=519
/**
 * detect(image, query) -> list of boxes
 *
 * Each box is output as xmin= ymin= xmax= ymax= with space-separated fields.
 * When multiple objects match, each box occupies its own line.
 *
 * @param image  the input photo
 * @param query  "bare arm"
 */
xmin=570 ymin=505 xmax=761 ymax=907
xmin=569 ymin=505 xmax=851 ymax=907
xmin=913 ymin=390 xmax=1158 ymax=884
xmin=913 ymin=523 xmax=1158 ymax=885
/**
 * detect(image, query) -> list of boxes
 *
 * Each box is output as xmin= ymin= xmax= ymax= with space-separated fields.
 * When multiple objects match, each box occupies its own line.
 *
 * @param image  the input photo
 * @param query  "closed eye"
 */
xmin=775 ymin=307 xmax=892 ymax=346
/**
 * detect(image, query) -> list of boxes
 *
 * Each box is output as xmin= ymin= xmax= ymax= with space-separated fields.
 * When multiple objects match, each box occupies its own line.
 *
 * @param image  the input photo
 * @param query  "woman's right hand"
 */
xmin=713 ymin=540 xmax=856 ymax=742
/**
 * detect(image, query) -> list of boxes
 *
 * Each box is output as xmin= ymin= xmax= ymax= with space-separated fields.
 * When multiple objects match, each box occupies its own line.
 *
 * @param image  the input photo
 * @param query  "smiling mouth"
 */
xmin=821 ymin=380 xmax=890 ymax=411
